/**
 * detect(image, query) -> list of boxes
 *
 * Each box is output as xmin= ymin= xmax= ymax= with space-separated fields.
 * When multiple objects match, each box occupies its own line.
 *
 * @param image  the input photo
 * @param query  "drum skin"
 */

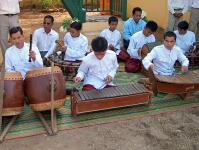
xmin=3 ymin=72 xmax=24 ymax=116
xmin=24 ymin=67 xmax=66 ymax=111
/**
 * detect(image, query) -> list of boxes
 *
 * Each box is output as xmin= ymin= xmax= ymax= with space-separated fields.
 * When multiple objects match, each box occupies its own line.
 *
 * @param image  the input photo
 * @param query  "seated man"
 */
xmin=142 ymin=31 xmax=189 ymax=76
xmin=33 ymin=15 xmax=59 ymax=61
xmin=174 ymin=20 xmax=196 ymax=54
xmin=123 ymin=7 xmax=146 ymax=49
xmin=5 ymin=26 xmax=43 ymax=79
xmin=73 ymin=37 xmax=119 ymax=91
xmin=125 ymin=21 xmax=158 ymax=72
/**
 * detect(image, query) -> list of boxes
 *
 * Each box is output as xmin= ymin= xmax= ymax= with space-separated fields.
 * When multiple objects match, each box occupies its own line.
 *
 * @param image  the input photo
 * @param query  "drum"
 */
xmin=24 ymin=67 xmax=66 ymax=111
xmin=141 ymin=41 xmax=162 ymax=59
xmin=48 ymin=53 xmax=81 ymax=80
xmin=3 ymin=72 xmax=24 ymax=116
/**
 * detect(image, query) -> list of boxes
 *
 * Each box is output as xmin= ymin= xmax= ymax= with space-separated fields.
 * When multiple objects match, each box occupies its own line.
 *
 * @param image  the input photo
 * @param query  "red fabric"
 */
xmin=125 ymin=58 xmax=141 ymax=73
xmin=117 ymin=50 xmax=130 ymax=62
xmin=82 ymin=84 xmax=96 ymax=91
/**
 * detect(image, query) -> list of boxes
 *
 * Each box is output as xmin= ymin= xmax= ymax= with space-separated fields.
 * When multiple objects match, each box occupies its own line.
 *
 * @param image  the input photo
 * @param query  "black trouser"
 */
xmin=123 ymin=39 xmax=130 ymax=49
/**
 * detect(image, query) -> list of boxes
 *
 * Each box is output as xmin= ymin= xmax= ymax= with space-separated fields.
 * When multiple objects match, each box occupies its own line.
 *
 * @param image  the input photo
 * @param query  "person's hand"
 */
xmin=105 ymin=75 xmax=113 ymax=83
xmin=58 ymin=45 xmax=67 ymax=52
xmin=109 ymin=44 xmax=115 ymax=51
xmin=138 ymin=48 xmax=142 ymax=57
xmin=173 ymin=12 xmax=179 ymax=18
xmin=177 ymin=13 xmax=183 ymax=18
xmin=73 ymin=76 xmax=81 ymax=83
xmin=181 ymin=66 xmax=188 ymax=73
xmin=29 ymin=50 xmax=36 ymax=61
xmin=149 ymin=64 xmax=155 ymax=71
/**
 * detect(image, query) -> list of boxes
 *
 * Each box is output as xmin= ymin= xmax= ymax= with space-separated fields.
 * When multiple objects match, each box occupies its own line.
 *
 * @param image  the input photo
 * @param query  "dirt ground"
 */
xmin=1 ymin=11 xmax=199 ymax=150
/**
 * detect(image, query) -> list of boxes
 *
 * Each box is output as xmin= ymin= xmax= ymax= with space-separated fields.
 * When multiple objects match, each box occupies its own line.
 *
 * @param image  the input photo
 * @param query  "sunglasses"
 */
xmin=43 ymin=22 xmax=51 ymax=25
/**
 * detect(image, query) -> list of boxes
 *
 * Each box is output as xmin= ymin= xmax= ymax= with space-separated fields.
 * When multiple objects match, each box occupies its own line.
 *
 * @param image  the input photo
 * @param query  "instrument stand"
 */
xmin=0 ymin=115 xmax=18 ymax=143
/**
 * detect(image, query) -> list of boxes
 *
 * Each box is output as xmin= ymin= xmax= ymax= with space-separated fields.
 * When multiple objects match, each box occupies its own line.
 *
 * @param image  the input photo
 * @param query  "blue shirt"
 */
xmin=123 ymin=18 xmax=146 ymax=41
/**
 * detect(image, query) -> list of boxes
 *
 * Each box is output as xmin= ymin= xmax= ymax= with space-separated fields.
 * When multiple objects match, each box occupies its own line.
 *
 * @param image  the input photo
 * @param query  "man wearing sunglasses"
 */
xmin=33 ymin=15 xmax=59 ymax=62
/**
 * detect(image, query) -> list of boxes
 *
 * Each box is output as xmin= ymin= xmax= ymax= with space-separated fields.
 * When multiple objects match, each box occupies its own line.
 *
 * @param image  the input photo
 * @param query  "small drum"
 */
xmin=48 ymin=53 xmax=81 ymax=80
xmin=141 ymin=41 xmax=162 ymax=59
xmin=3 ymin=72 xmax=24 ymax=116
xmin=24 ymin=67 xmax=66 ymax=112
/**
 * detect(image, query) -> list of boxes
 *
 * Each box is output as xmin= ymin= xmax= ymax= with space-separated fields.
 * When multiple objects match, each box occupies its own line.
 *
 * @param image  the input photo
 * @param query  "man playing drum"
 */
xmin=142 ymin=31 xmax=189 ymax=75
xmin=5 ymin=26 xmax=43 ymax=79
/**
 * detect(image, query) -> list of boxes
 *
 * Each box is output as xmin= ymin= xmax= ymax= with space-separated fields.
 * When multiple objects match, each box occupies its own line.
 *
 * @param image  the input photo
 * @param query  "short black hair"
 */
xmin=132 ymin=7 xmax=142 ymax=14
xmin=145 ymin=21 xmax=158 ymax=32
xmin=44 ymin=15 xmax=54 ymax=23
xmin=9 ymin=26 xmax=23 ymax=36
xmin=178 ymin=21 xmax=189 ymax=30
xmin=164 ymin=31 xmax=176 ymax=40
xmin=70 ymin=21 xmax=82 ymax=30
xmin=108 ymin=16 xmax=118 ymax=24
xmin=91 ymin=37 xmax=108 ymax=52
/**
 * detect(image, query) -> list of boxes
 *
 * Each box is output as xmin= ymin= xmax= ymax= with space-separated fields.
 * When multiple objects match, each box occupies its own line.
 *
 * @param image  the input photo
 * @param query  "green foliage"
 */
xmin=36 ymin=0 xmax=53 ymax=10
xmin=60 ymin=18 xmax=79 ymax=32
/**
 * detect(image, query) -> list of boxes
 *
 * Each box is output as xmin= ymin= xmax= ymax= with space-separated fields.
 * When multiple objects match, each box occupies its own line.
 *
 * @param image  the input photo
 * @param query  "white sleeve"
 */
xmin=32 ymin=46 xmax=43 ymax=67
xmin=127 ymin=36 xmax=139 ymax=58
xmin=168 ymin=0 xmax=175 ymax=14
xmin=142 ymin=48 xmax=157 ymax=70
xmin=177 ymin=51 xmax=189 ymax=66
xmin=5 ymin=51 xmax=14 ymax=72
xmin=108 ymin=54 xmax=119 ymax=78
xmin=45 ymin=33 xmax=59 ymax=58
xmin=182 ymin=0 xmax=189 ymax=14
xmin=76 ymin=58 xmax=89 ymax=80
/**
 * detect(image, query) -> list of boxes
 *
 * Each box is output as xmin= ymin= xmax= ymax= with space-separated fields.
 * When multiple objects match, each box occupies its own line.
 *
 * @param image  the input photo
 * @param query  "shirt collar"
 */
xmin=42 ymin=28 xmax=53 ymax=35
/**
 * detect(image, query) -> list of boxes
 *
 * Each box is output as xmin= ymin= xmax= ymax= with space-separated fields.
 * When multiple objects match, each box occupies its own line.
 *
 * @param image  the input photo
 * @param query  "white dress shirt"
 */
xmin=76 ymin=50 xmax=119 ymax=89
xmin=142 ymin=44 xmax=189 ymax=75
xmin=189 ymin=0 xmax=199 ymax=8
xmin=168 ymin=0 xmax=189 ymax=14
xmin=100 ymin=28 xmax=121 ymax=54
xmin=127 ymin=30 xmax=155 ymax=60
xmin=5 ymin=42 xmax=43 ymax=79
xmin=0 ymin=0 xmax=22 ymax=14
xmin=64 ymin=32 xmax=88 ymax=61
xmin=174 ymin=30 xmax=195 ymax=53
xmin=33 ymin=28 xmax=59 ymax=58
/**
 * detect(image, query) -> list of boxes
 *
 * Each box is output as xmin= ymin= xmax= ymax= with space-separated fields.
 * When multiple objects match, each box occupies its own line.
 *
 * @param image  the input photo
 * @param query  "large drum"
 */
xmin=3 ymin=72 xmax=24 ymax=116
xmin=24 ymin=67 xmax=66 ymax=112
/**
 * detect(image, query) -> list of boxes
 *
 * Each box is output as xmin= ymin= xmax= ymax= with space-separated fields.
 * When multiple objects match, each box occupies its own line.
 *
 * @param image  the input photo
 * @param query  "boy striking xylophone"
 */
xmin=73 ymin=37 xmax=119 ymax=91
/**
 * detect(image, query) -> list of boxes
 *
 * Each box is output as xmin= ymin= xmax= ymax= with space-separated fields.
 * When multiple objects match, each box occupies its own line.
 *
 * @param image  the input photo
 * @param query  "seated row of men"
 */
xmin=5 ymin=24 xmax=189 ymax=91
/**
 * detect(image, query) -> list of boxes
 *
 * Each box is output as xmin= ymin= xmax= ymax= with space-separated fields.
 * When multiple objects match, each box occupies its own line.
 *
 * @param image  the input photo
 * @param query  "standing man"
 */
xmin=0 ymin=0 xmax=22 ymax=57
xmin=123 ymin=7 xmax=146 ymax=49
xmin=189 ymin=0 xmax=199 ymax=40
xmin=33 ymin=15 xmax=59 ymax=61
xmin=167 ymin=0 xmax=189 ymax=31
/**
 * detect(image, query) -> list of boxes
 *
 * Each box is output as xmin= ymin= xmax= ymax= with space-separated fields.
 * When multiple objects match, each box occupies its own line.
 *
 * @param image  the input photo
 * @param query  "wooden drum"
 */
xmin=24 ymin=67 xmax=66 ymax=111
xmin=3 ymin=72 xmax=24 ymax=116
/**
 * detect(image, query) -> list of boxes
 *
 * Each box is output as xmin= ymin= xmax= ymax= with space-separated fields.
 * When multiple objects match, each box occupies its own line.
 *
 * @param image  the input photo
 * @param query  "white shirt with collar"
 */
xmin=76 ymin=50 xmax=119 ymax=89
xmin=127 ymin=30 xmax=155 ymax=60
xmin=5 ymin=42 xmax=43 ymax=79
xmin=142 ymin=44 xmax=189 ymax=75
xmin=64 ymin=32 xmax=88 ymax=61
xmin=33 ymin=28 xmax=59 ymax=58
xmin=0 ymin=0 xmax=22 ymax=14
xmin=168 ymin=0 xmax=189 ymax=14
xmin=189 ymin=0 xmax=199 ymax=8
xmin=100 ymin=28 xmax=121 ymax=53
xmin=174 ymin=30 xmax=195 ymax=53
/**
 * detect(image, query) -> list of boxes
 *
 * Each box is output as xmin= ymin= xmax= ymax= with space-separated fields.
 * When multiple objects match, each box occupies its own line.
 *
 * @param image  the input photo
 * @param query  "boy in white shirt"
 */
xmin=62 ymin=21 xmax=88 ymax=62
xmin=125 ymin=21 xmax=158 ymax=72
xmin=142 ymin=31 xmax=189 ymax=76
xmin=174 ymin=21 xmax=196 ymax=54
xmin=100 ymin=16 xmax=121 ymax=55
xmin=74 ymin=37 xmax=119 ymax=91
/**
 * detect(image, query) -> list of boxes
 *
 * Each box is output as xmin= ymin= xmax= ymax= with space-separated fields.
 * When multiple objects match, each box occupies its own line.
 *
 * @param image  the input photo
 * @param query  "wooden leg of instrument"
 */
xmin=35 ymin=112 xmax=53 ymax=136
xmin=177 ymin=93 xmax=187 ymax=100
xmin=0 ymin=115 xmax=18 ymax=143
xmin=148 ymin=67 xmax=158 ymax=96
xmin=51 ymin=110 xmax=57 ymax=135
